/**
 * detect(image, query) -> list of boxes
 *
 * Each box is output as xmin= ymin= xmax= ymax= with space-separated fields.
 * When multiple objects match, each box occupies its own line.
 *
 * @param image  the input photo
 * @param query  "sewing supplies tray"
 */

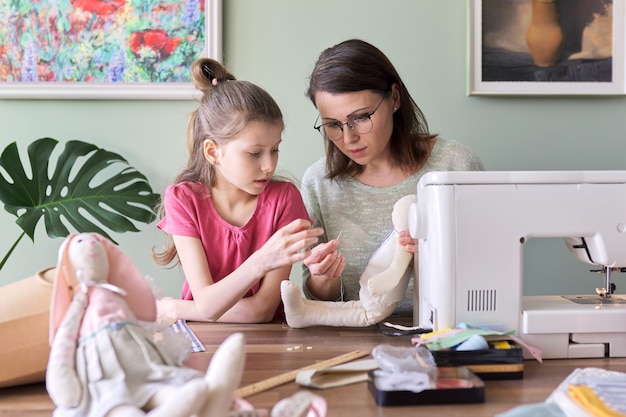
xmin=431 ymin=340 xmax=524 ymax=380
xmin=368 ymin=366 xmax=485 ymax=406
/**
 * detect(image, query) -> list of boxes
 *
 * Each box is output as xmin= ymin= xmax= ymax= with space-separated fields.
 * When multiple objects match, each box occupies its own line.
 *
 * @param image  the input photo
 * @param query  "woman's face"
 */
xmin=314 ymin=89 xmax=398 ymax=166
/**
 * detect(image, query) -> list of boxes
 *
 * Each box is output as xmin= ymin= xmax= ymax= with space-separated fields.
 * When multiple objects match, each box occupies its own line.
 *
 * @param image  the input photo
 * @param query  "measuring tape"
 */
xmin=235 ymin=349 xmax=369 ymax=398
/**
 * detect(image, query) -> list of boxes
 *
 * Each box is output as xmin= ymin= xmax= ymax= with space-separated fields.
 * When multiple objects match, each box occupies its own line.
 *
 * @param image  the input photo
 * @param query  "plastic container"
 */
xmin=368 ymin=366 xmax=485 ymax=406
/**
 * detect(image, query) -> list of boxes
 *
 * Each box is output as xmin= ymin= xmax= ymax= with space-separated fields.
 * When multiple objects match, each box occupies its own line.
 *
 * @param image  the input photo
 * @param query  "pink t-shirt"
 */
xmin=157 ymin=181 xmax=310 ymax=317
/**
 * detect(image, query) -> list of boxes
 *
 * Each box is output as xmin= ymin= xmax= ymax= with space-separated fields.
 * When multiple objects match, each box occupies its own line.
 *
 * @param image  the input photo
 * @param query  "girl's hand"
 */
xmin=398 ymin=230 xmax=417 ymax=254
xmin=257 ymin=219 xmax=324 ymax=273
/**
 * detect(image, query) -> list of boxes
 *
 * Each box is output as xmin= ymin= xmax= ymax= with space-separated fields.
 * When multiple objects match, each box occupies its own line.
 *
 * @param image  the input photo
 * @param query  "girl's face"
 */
xmin=314 ymin=89 xmax=397 ymax=166
xmin=210 ymin=120 xmax=282 ymax=195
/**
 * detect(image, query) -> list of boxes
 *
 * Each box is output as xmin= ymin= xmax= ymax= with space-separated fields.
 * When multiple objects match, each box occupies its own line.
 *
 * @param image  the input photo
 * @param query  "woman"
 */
xmin=301 ymin=39 xmax=484 ymax=316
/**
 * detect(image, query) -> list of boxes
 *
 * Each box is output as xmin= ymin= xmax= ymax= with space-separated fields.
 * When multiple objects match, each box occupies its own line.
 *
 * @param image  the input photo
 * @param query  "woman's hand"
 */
xmin=302 ymin=239 xmax=345 ymax=300
xmin=304 ymin=240 xmax=344 ymax=282
xmin=398 ymin=230 xmax=417 ymax=254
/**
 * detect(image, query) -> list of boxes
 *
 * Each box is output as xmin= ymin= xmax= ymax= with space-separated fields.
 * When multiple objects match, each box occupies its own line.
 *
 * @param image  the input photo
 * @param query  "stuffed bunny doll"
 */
xmin=46 ymin=233 xmax=247 ymax=417
xmin=281 ymin=195 xmax=416 ymax=328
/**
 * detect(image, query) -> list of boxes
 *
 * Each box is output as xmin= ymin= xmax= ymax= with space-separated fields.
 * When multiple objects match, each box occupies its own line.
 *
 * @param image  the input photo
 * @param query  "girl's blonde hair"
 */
xmin=153 ymin=58 xmax=284 ymax=267
xmin=178 ymin=57 xmax=284 ymax=187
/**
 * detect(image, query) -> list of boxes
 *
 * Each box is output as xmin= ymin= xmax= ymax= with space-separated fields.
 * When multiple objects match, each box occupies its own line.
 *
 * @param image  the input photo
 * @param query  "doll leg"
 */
xmin=107 ymin=382 xmax=213 ymax=417
xmin=106 ymin=384 xmax=209 ymax=417
xmin=365 ymin=195 xmax=415 ymax=296
xmin=271 ymin=390 xmax=327 ymax=417
xmin=46 ymin=288 xmax=88 ymax=408
xmin=281 ymin=280 xmax=373 ymax=328
xmin=197 ymin=332 xmax=246 ymax=417
xmin=281 ymin=195 xmax=416 ymax=329
xmin=363 ymin=230 xmax=413 ymax=297
xmin=141 ymin=380 xmax=209 ymax=417
xmin=140 ymin=333 xmax=246 ymax=417
xmin=106 ymin=404 xmax=147 ymax=416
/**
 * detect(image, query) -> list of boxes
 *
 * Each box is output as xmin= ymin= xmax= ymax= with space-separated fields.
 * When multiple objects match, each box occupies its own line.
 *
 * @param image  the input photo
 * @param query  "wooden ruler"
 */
xmin=235 ymin=349 xmax=369 ymax=398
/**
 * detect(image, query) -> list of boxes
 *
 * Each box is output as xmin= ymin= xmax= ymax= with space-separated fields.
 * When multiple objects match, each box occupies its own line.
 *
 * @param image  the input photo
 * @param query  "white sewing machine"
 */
xmin=409 ymin=170 xmax=626 ymax=359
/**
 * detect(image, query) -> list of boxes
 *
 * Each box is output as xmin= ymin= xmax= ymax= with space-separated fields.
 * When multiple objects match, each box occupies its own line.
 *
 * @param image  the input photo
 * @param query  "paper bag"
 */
xmin=0 ymin=268 xmax=54 ymax=388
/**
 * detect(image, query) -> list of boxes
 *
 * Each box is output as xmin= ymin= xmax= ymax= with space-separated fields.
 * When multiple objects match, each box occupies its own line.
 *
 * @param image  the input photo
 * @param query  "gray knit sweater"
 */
xmin=300 ymin=138 xmax=484 ymax=316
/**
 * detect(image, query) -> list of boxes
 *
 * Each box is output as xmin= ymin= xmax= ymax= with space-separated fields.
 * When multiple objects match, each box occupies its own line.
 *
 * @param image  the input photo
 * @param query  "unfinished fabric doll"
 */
xmin=46 ymin=233 xmax=246 ymax=417
xmin=281 ymin=195 xmax=416 ymax=328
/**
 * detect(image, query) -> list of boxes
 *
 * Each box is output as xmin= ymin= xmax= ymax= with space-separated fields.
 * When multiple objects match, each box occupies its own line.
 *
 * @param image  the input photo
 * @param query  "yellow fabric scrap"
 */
xmin=419 ymin=328 xmax=453 ymax=340
xmin=569 ymin=385 xmax=626 ymax=417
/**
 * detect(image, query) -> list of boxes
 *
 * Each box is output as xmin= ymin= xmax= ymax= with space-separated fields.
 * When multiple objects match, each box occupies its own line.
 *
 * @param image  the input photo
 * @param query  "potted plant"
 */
xmin=0 ymin=137 xmax=160 ymax=388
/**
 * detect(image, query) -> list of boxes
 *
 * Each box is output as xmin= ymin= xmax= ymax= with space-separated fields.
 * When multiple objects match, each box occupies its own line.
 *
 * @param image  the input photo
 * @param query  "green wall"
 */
xmin=2 ymin=0 xmax=626 ymax=299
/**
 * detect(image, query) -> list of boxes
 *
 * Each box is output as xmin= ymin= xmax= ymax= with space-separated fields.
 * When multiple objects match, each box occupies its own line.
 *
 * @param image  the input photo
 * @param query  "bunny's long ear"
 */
xmin=49 ymin=234 xmax=78 ymax=345
xmin=93 ymin=233 xmax=157 ymax=322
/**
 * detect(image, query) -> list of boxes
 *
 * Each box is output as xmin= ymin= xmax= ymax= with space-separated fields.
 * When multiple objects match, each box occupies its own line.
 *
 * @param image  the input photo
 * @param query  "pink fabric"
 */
xmin=98 ymin=235 xmax=156 ymax=322
xmin=157 ymin=181 xmax=310 ymax=318
xmin=78 ymin=286 xmax=137 ymax=336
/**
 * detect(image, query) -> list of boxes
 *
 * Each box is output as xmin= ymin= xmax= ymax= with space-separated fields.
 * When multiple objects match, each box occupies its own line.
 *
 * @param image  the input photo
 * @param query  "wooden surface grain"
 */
xmin=2 ymin=320 xmax=626 ymax=416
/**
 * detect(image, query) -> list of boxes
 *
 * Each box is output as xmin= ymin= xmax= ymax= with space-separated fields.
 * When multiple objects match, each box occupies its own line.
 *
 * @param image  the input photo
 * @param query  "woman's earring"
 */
xmin=393 ymin=107 xmax=398 ymax=113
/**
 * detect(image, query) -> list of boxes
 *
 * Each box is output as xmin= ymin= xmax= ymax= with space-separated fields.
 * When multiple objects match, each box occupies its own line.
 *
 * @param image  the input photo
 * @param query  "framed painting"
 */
xmin=469 ymin=0 xmax=625 ymax=95
xmin=0 ymin=0 xmax=222 ymax=99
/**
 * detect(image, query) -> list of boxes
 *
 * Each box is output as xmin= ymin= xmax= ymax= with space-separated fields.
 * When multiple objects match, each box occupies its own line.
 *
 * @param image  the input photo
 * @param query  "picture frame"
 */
xmin=0 ymin=0 xmax=222 ymax=100
xmin=468 ymin=0 xmax=625 ymax=96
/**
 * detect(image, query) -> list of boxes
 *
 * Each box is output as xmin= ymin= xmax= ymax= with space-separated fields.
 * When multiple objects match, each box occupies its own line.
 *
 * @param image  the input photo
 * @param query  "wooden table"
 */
xmin=2 ymin=320 xmax=626 ymax=416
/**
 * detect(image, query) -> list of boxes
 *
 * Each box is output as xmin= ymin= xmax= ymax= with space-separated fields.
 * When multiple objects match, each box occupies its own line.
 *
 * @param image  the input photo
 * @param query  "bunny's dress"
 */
xmin=54 ymin=284 xmax=201 ymax=417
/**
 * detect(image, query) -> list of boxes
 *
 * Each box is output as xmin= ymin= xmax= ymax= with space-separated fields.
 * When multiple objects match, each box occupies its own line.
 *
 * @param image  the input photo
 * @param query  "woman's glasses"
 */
xmin=313 ymin=96 xmax=386 ymax=142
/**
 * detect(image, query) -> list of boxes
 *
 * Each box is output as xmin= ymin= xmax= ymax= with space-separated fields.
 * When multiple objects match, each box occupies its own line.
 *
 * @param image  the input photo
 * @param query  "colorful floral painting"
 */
xmin=0 ymin=0 xmax=209 ymax=84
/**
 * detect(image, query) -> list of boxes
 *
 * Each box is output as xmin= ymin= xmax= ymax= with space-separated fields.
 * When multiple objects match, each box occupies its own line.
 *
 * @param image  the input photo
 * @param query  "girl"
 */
xmin=301 ymin=39 xmax=484 ymax=316
xmin=153 ymin=58 xmax=322 ymax=323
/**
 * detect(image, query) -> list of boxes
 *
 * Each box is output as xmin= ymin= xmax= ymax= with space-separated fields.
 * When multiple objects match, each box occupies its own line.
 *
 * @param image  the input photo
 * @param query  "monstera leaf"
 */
xmin=0 ymin=138 xmax=160 ymax=271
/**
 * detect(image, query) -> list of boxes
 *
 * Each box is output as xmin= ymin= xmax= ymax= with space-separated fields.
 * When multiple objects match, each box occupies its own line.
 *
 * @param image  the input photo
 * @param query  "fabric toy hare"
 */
xmin=46 ymin=233 xmax=246 ymax=417
xmin=281 ymin=195 xmax=416 ymax=328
